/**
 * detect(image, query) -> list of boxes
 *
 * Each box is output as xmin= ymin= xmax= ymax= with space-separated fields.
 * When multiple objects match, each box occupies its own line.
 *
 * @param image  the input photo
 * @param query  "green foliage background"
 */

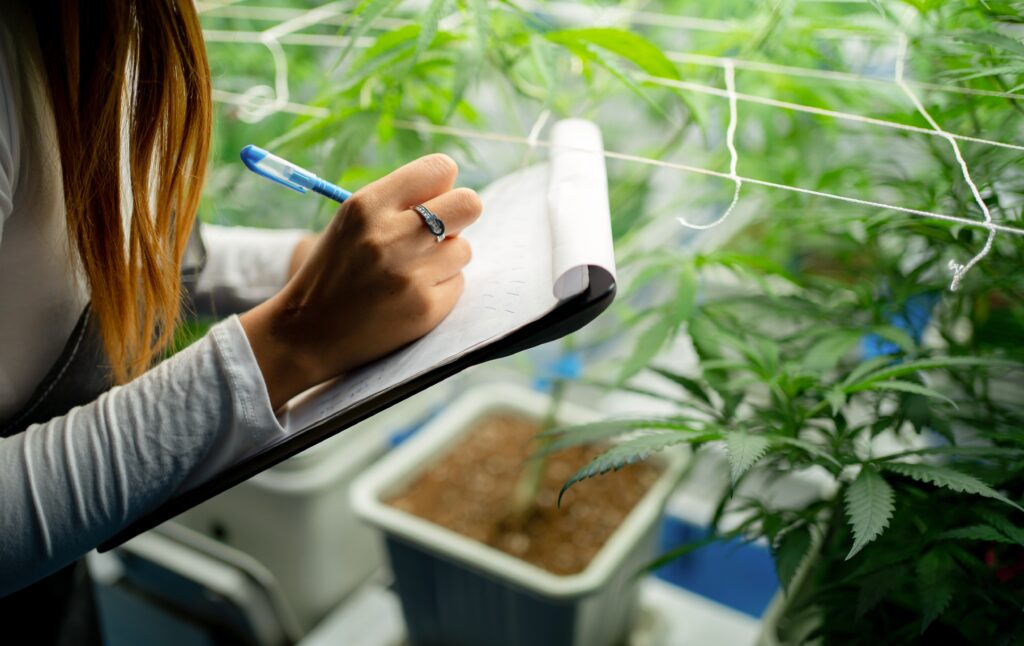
xmin=198 ymin=1 xmax=1024 ymax=642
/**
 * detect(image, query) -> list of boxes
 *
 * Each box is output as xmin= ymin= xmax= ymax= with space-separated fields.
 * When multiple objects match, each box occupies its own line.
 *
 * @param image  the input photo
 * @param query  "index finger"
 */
xmin=360 ymin=153 xmax=459 ymax=211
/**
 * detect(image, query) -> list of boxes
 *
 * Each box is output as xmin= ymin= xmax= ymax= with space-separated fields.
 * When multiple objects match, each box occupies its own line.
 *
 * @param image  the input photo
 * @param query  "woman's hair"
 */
xmin=30 ymin=0 xmax=211 ymax=382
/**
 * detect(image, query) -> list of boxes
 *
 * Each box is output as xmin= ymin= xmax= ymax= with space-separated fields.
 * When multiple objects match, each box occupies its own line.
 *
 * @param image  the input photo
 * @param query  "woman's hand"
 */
xmin=240 ymin=153 xmax=481 ymax=410
xmin=287 ymin=234 xmax=320 ymax=279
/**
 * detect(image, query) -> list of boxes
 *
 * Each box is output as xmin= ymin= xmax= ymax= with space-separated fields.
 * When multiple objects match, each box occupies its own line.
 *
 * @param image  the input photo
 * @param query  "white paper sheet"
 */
xmin=280 ymin=119 xmax=615 ymax=434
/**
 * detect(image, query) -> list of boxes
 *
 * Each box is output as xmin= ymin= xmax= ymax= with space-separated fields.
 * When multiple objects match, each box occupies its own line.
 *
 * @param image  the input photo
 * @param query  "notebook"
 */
xmin=100 ymin=118 xmax=617 ymax=550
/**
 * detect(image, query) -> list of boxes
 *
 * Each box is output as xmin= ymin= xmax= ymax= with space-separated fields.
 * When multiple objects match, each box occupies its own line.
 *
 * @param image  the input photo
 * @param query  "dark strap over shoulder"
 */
xmin=0 ymin=306 xmax=109 ymax=438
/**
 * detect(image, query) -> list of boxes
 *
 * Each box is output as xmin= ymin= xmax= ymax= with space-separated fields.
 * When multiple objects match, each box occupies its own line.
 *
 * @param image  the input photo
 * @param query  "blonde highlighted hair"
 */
xmin=30 ymin=0 xmax=211 ymax=382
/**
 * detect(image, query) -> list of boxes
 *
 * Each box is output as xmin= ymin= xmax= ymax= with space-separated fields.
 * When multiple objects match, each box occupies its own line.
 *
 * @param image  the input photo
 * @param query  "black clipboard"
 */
xmin=99 ymin=265 xmax=615 ymax=551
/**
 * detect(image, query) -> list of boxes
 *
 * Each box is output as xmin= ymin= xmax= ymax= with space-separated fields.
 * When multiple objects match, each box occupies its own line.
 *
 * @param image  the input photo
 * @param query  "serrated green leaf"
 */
xmin=413 ymin=0 xmax=448 ymax=64
xmin=938 ymin=525 xmax=1019 ymax=544
xmin=881 ymin=462 xmax=1023 ymax=512
xmin=771 ymin=436 xmax=843 ymax=470
xmin=670 ymin=264 xmax=697 ymax=326
xmin=545 ymin=27 xmax=680 ymax=80
xmin=953 ymin=30 xmax=1024 ymax=57
xmin=724 ymin=432 xmax=772 ymax=481
xmin=840 ymin=356 xmax=894 ymax=389
xmin=773 ymin=525 xmax=812 ymax=591
xmin=334 ymin=0 xmax=403 ymax=69
xmin=845 ymin=467 xmax=895 ymax=560
xmin=649 ymin=367 xmax=713 ymax=406
xmin=826 ymin=389 xmax=846 ymax=416
xmin=802 ymin=332 xmax=862 ymax=373
xmin=619 ymin=317 xmax=673 ymax=382
xmin=845 ymin=379 xmax=958 ymax=408
xmin=977 ymin=511 xmax=1024 ymax=545
xmin=917 ymin=550 xmax=955 ymax=633
xmin=539 ymin=417 xmax=714 ymax=454
xmin=869 ymin=325 xmax=918 ymax=353
xmin=445 ymin=0 xmax=488 ymax=120
xmin=550 ymin=38 xmax=670 ymax=118
xmin=843 ymin=357 xmax=1019 ymax=390
xmin=559 ymin=432 xmax=689 ymax=505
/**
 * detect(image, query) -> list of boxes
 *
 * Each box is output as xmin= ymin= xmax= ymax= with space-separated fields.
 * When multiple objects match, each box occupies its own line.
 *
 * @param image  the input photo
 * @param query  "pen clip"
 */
xmin=240 ymin=145 xmax=307 ymax=194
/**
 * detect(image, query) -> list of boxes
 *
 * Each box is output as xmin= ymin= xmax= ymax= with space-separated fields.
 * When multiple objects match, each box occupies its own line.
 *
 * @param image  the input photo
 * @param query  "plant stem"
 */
xmin=507 ymin=378 xmax=566 ymax=522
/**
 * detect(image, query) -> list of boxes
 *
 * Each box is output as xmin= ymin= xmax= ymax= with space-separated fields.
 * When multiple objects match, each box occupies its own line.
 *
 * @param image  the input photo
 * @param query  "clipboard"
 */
xmin=99 ymin=118 xmax=616 ymax=551
xmin=99 ymin=265 xmax=615 ymax=551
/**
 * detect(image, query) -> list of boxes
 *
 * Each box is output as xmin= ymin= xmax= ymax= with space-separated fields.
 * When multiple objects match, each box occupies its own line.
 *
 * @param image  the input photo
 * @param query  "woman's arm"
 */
xmin=0 ymin=154 xmax=481 ymax=595
xmin=0 ymin=316 xmax=283 ymax=595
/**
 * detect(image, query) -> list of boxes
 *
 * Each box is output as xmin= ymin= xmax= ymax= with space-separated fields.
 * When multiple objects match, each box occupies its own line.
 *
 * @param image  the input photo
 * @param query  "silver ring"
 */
xmin=412 ymin=204 xmax=446 ymax=243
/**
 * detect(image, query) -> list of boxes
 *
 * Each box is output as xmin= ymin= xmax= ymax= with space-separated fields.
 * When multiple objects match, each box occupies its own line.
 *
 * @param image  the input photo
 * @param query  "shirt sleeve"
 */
xmin=0 ymin=315 xmax=287 ymax=595
xmin=192 ymin=223 xmax=307 ymax=314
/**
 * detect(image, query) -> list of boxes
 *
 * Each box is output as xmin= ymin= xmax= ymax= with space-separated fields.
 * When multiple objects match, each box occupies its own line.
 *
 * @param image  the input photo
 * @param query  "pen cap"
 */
xmin=241 ymin=144 xmax=308 ymax=193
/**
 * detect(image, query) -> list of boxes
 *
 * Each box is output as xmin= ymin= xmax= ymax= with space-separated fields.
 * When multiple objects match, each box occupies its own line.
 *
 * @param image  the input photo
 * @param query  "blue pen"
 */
xmin=240 ymin=145 xmax=352 ymax=203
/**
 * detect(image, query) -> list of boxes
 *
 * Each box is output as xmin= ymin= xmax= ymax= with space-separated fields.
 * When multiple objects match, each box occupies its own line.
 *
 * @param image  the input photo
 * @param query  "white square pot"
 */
xmin=174 ymin=391 xmax=446 ymax=633
xmin=351 ymin=383 xmax=688 ymax=646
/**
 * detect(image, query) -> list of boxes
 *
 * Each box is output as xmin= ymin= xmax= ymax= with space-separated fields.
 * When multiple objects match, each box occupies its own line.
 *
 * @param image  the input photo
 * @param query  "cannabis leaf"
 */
xmin=844 ymin=379 xmax=957 ymax=407
xmin=938 ymin=525 xmax=1019 ymax=544
xmin=545 ymin=28 xmax=681 ymax=80
xmin=334 ymin=0 xmax=403 ymax=69
xmin=881 ymin=462 xmax=1023 ymax=511
xmin=841 ymin=357 xmax=1018 ymax=390
xmin=917 ymin=549 xmax=955 ymax=633
xmin=844 ymin=467 xmax=895 ymax=559
xmin=773 ymin=524 xmax=812 ymax=591
xmin=539 ymin=417 xmax=714 ymax=454
xmin=558 ymin=432 xmax=688 ymax=505
xmin=649 ymin=367 xmax=713 ymax=406
xmin=724 ymin=431 xmax=772 ymax=481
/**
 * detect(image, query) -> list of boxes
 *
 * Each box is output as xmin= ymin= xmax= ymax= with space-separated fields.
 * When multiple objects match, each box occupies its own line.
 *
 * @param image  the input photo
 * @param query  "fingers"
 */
xmin=414 ymin=187 xmax=483 ymax=239
xmin=387 ymin=186 xmax=482 ymax=252
xmin=430 ymin=271 xmax=465 ymax=318
xmin=421 ymin=237 xmax=472 ymax=285
xmin=362 ymin=153 xmax=459 ymax=210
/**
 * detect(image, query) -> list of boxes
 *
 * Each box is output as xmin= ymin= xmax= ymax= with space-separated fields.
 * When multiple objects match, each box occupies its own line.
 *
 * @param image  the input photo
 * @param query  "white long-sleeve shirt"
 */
xmin=0 ymin=13 xmax=303 ymax=594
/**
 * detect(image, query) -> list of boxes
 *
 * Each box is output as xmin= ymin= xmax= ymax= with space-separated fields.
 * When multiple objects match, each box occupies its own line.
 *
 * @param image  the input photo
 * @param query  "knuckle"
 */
xmin=342 ymin=192 xmax=372 ymax=218
xmin=340 ymin=194 xmax=376 ymax=234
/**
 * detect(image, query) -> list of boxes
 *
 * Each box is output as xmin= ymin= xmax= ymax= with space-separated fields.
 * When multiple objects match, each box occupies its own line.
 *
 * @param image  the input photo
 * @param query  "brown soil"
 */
xmin=388 ymin=413 xmax=662 ymax=576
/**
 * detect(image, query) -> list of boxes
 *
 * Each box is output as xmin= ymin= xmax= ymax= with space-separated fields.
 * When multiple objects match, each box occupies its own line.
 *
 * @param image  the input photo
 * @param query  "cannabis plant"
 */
xmin=546 ymin=1 xmax=1024 ymax=642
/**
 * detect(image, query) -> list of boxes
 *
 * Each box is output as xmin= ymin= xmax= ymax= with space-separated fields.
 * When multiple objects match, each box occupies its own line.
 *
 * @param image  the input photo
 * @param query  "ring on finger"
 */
xmin=412 ymin=204 xmax=446 ymax=243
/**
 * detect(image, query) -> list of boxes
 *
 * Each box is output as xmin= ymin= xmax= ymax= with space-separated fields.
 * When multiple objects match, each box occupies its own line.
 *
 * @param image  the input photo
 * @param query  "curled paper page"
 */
xmin=548 ymin=119 xmax=616 ymax=300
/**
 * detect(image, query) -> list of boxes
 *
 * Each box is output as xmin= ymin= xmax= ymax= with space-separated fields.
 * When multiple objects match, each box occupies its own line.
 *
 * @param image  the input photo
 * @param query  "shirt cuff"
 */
xmin=182 ymin=315 xmax=289 ymax=487
xmin=194 ymin=223 xmax=307 ymax=310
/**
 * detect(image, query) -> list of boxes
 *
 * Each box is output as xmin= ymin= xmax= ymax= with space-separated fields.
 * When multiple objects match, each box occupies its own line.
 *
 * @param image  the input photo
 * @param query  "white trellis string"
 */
xmin=231 ymin=3 xmax=346 ymax=123
xmin=209 ymin=85 xmax=1024 ymax=239
xmin=666 ymin=51 xmax=1024 ymax=102
xmin=526 ymin=108 xmax=551 ymax=149
xmin=203 ymin=22 xmax=1024 ymax=155
xmin=199 ymin=8 xmax=1024 ymax=103
xmin=205 ymin=1 xmax=1024 ymax=287
xmin=679 ymin=60 xmax=741 ymax=230
xmin=638 ymin=74 xmax=1024 ymax=153
xmin=894 ymin=34 xmax=998 ymax=291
